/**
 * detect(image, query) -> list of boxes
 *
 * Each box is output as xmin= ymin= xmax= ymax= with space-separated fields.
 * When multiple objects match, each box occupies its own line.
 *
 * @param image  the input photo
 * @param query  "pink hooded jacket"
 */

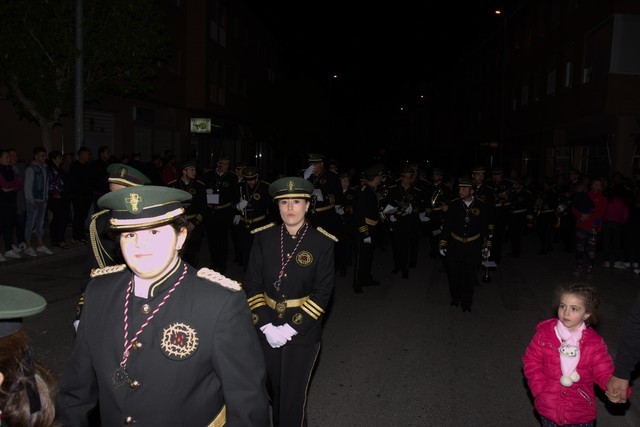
xmin=522 ymin=318 xmax=618 ymax=425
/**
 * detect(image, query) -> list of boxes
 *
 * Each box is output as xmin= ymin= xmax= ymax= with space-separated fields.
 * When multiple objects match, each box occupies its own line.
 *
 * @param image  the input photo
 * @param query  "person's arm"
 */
xmin=211 ymin=291 xmax=270 ymax=426
xmin=243 ymin=233 xmax=272 ymax=329
xmin=522 ymin=332 xmax=546 ymax=399
xmin=57 ymin=286 xmax=99 ymax=426
xmin=607 ymin=291 xmax=640 ymax=402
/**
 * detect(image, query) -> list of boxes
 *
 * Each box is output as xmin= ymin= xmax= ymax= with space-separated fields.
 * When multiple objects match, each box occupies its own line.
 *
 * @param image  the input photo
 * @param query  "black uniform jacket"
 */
xmin=440 ymin=197 xmax=490 ymax=253
xmin=168 ymin=178 xmax=207 ymax=227
xmin=244 ymin=223 xmax=335 ymax=344
xmin=59 ymin=260 xmax=270 ymax=427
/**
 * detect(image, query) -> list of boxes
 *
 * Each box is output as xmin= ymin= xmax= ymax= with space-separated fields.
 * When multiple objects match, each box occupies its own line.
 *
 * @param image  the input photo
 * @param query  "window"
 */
xmin=564 ymin=62 xmax=573 ymax=88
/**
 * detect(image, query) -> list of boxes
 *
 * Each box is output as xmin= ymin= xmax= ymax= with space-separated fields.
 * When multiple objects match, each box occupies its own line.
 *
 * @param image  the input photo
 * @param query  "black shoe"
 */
xmin=364 ymin=280 xmax=380 ymax=287
xmin=450 ymin=300 xmax=460 ymax=307
xmin=402 ymin=270 xmax=409 ymax=279
xmin=353 ymin=286 xmax=363 ymax=294
xmin=391 ymin=268 xmax=400 ymax=274
xmin=462 ymin=306 xmax=472 ymax=313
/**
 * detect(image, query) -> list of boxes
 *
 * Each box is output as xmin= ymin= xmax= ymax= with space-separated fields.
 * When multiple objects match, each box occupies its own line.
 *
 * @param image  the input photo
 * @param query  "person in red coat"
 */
xmin=523 ymin=284 xmax=628 ymax=426
xmin=572 ymin=179 xmax=608 ymax=279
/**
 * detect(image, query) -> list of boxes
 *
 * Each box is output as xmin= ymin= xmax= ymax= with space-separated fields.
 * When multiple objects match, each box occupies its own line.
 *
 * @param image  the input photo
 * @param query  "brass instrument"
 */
xmin=239 ymin=187 xmax=249 ymax=228
xmin=481 ymin=241 xmax=492 ymax=283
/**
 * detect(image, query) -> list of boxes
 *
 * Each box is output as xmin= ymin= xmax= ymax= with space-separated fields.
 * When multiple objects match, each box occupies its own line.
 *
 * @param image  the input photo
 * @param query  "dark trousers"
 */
xmin=391 ymin=227 xmax=413 ymax=272
xmin=48 ymin=197 xmax=69 ymax=244
xmin=354 ymin=236 xmax=375 ymax=288
xmin=447 ymin=241 xmax=481 ymax=309
xmin=260 ymin=339 xmax=320 ymax=427
xmin=491 ymin=209 xmax=508 ymax=263
xmin=14 ymin=211 xmax=26 ymax=243
xmin=72 ymin=195 xmax=92 ymax=241
xmin=536 ymin=212 xmax=554 ymax=254
xmin=509 ymin=213 xmax=526 ymax=257
xmin=205 ymin=210 xmax=232 ymax=274
xmin=0 ymin=201 xmax=16 ymax=250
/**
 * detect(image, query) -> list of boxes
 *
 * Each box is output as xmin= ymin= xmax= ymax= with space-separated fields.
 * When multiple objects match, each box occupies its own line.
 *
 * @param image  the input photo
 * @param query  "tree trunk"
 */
xmin=39 ymin=120 xmax=55 ymax=152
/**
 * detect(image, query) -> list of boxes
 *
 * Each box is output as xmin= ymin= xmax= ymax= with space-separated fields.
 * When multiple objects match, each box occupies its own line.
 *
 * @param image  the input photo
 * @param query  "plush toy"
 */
xmin=559 ymin=345 xmax=580 ymax=386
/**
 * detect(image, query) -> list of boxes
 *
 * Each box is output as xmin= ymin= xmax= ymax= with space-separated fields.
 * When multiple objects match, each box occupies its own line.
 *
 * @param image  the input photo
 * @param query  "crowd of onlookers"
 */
xmin=0 ymin=146 xmax=184 ymax=262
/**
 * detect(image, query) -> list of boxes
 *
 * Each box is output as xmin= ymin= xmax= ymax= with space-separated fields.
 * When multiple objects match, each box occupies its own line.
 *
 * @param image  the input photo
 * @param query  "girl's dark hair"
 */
xmin=0 ymin=330 xmax=58 ymax=427
xmin=556 ymin=283 xmax=600 ymax=325
xmin=110 ymin=216 xmax=190 ymax=257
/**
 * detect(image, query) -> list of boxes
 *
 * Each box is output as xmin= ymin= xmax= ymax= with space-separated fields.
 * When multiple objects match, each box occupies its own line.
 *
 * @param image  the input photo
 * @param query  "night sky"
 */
xmin=246 ymin=1 xmax=511 ymax=167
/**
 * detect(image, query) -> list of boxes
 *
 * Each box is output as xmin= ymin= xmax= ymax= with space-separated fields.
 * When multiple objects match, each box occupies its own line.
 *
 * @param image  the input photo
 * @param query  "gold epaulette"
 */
xmin=167 ymin=179 xmax=178 ymax=185
xmin=91 ymin=209 xmax=110 ymax=220
xmin=90 ymin=264 xmax=127 ymax=278
xmin=196 ymin=179 xmax=205 ymax=185
xmin=449 ymin=197 xmax=461 ymax=203
xmin=250 ymin=222 xmax=276 ymax=234
xmin=197 ymin=268 xmax=242 ymax=292
xmin=316 ymin=227 xmax=338 ymax=242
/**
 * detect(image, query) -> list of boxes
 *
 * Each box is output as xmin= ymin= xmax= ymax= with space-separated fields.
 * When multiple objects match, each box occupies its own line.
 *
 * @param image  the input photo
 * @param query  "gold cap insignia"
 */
xmin=118 ymin=167 xmax=128 ymax=178
xmin=125 ymin=193 xmax=142 ymax=213
xmin=288 ymin=180 xmax=294 ymax=191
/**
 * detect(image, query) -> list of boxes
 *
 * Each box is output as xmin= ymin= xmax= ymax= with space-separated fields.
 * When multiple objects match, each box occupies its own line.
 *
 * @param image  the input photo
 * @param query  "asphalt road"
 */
xmin=3 ymin=231 xmax=640 ymax=426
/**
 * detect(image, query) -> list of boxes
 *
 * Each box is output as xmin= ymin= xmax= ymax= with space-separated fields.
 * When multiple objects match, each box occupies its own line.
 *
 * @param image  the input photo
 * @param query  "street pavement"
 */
xmin=3 ymin=230 xmax=640 ymax=426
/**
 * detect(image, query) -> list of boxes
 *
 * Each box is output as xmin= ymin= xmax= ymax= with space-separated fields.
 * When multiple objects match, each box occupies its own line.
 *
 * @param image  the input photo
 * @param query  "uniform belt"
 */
xmin=512 ymin=209 xmax=527 ymax=214
xmin=209 ymin=202 xmax=231 ymax=210
xmin=264 ymin=293 xmax=309 ymax=309
xmin=451 ymin=232 xmax=481 ymax=243
xmin=208 ymin=405 xmax=226 ymax=427
xmin=314 ymin=204 xmax=335 ymax=212
xmin=365 ymin=217 xmax=379 ymax=226
xmin=539 ymin=209 xmax=555 ymax=214
xmin=431 ymin=206 xmax=444 ymax=211
xmin=495 ymin=202 xmax=511 ymax=207
xmin=241 ymin=215 xmax=266 ymax=224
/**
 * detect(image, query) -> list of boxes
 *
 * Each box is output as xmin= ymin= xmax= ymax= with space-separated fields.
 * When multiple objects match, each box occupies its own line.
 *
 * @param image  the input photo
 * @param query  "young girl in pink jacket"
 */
xmin=523 ymin=284 xmax=628 ymax=426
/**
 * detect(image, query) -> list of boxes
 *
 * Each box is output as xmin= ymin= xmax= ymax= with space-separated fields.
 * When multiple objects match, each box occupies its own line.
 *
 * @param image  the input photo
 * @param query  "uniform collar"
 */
xmin=130 ymin=259 xmax=184 ymax=299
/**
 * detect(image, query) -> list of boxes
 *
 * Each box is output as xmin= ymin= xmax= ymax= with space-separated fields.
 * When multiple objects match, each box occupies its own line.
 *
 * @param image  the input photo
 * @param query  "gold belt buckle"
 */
xmin=275 ymin=300 xmax=287 ymax=318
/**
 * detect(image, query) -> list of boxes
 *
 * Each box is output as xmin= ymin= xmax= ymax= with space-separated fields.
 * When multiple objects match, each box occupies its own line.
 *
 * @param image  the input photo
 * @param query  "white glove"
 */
xmin=260 ymin=323 xmax=288 ymax=348
xmin=236 ymin=199 xmax=248 ymax=211
xmin=277 ymin=323 xmax=298 ymax=341
xmin=335 ymin=205 xmax=345 ymax=215
xmin=73 ymin=319 xmax=80 ymax=332
xmin=419 ymin=212 xmax=430 ymax=222
xmin=383 ymin=204 xmax=398 ymax=215
xmin=363 ymin=236 xmax=372 ymax=244
xmin=233 ymin=215 xmax=241 ymax=225
xmin=405 ymin=204 xmax=413 ymax=214
xmin=485 ymin=250 xmax=491 ymax=258
xmin=303 ymin=164 xmax=315 ymax=180
xmin=439 ymin=248 xmax=447 ymax=257
xmin=389 ymin=215 xmax=397 ymax=222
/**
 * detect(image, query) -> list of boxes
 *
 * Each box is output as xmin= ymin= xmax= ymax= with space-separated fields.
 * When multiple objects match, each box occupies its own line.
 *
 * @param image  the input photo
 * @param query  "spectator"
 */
xmin=145 ymin=154 xmax=163 ymax=185
xmin=8 ymin=148 xmax=28 ymax=251
xmin=69 ymin=147 xmax=93 ymax=244
xmin=602 ymin=184 xmax=629 ymax=269
xmin=23 ymin=147 xmax=53 ymax=257
xmin=0 ymin=149 xmax=23 ymax=261
xmin=47 ymin=150 xmax=70 ymax=249
xmin=128 ymin=152 xmax=145 ymax=173
xmin=572 ymin=179 xmax=607 ymax=279
xmin=91 ymin=145 xmax=111 ymax=209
